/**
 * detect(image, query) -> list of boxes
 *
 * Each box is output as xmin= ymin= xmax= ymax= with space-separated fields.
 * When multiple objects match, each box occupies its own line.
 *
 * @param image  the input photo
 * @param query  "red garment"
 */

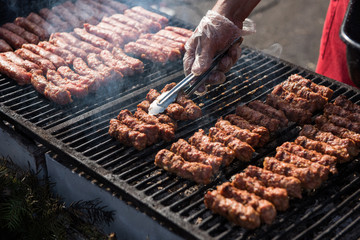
xmin=316 ymin=0 xmax=354 ymax=87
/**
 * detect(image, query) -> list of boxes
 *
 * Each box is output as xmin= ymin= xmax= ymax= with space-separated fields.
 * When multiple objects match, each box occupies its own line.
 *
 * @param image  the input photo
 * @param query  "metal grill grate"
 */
xmin=1 ymin=45 xmax=360 ymax=239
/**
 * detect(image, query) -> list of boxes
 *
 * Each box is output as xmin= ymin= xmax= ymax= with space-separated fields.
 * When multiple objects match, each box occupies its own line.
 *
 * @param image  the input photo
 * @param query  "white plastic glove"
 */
xmin=183 ymin=10 xmax=255 ymax=94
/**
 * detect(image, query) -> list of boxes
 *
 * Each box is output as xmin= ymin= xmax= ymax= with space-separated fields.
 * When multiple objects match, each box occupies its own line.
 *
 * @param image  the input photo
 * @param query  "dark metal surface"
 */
xmin=1 ymin=46 xmax=360 ymax=239
xmin=0 ymin=1 xmax=360 ymax=239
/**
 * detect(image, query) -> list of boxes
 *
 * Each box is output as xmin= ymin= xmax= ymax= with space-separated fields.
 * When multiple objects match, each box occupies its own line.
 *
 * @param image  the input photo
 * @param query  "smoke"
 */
xmin=262 ymin=43 xmax=283 ymax=58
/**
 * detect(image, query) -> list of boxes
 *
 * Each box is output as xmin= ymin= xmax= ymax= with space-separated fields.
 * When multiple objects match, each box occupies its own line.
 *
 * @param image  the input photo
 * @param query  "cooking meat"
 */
xmin=124 ymin=42 xmax=167 ymax=63
xmin=232 ymin=173 xmax=289 ymax=211
xmin=134 ymin=108 xmax=175 ymax=142
xmin=324 ymin=102 xmax=360 ymax=123
xmin=26 ymin=12 xmax=55 ymax=37
xmin=72 ymin=57 xmax=105 ymax=85
xmin=204 ymin=190 xmax=261 ymax=229
xmin=140 ymin=34 xmax=185 ymax=53
xmin=62 ymin=1 xmax=98 ymax=25
xmin=84 ymin=24 xmax=124 ymax=47
xmin=287 ymin=74 xmax=334 ymax=99
xmin=21 ymin=43 xmax=66 ymax=69
xmin=111 ymin=47 xmax=144 ymax=73
xmin=99 ymin=50 xmax=134 ymax=76
xmin=102 ymin=17 xmax=141 ymax=38
xmin=97 ymin=21 xmax=138 ymax=43
xmin=215 ymin=119 xmax=261 ymax=147
xmin=57 ymin=66 xmax=99 ymax=92
xmin=0 ymin=39 xmax=12 ymax=52
xmin=31 ymin=70 xmax=72 ymax=104
xmin=217 ymin=182 xmax=276 ymax=225
xmin=51 ymin=32 xmax=102 ymax=54
xmin=243 ymin=165 xmax=302 ymax=199
xmin=2 ymin=23 xmax=39 ymax=44
xmin=248 ymin=100 xmax=288 ymax=127
xmin=38 ymin=41 xmax=76 ymax=65
xmin=271 ymin=85 xmax=316 ymax=112
xmin=0 ymin=54 xmax=31 ymax=85
xmin=137 ymin=100 xmax=150 ymax=112
xmin=176 ymin=94 xmax=202 ymax=120
xmin=1 ymin=51 xmax=41 ymax=72
xmin=224 ymin=114 xmax=270 ymax=146
xmin=263 ymin=157 xmax=324 ymax=190
xmin=131 ymin=6 xmax=169 ymax=28
xmin=281 ymin=79 xmax=328 ymax=110
xmin=326 ymin=114 xmax=360 ymax=134
xmin=110 ymin=14 xmax=149 ymax=33
xmin=15 ymin=48 xmax=56 ymax=74
xmin=170 ymin=139 xmax=222 ymax=173
xmin=164 ymin=26 xmax=193 ymax=38
xmin=146 ymin=88 xmax=161 ymax=102
xmin=74 ymin=0 xmax=104 ymax=22
xmin=266 ymin=93 xmax=312 ymax=124
xmin=155 ymin=149 xmax=213 ymax=184
xmin=86 ymin=53 xmax=121 ymax=82
xmin=294 ymin=136 xmax=351 ymax=163
xmin=117 ymin=109 xmax=159 ymax=145
xmin=135 ymin=38 xmax=181 ymax=61
xmin=73 ymin=28 xmax=113 ymax=50
xmin=124 ymin=9 xmax=161 ymax=33
xmin=236 ymin=105 xmax=280 ymax=132
xmin=188 ymin=129 xmax=235 ymax=166
xmin=0 ymin=27 xmax=28 ymax=49
xmin=333 ymin=95 xmax=360 ymax=114
xmin=275 ymin=149 xmax=330 ymax=181
xmin=47 ymin=69 xmax=88 ymax=98
xmin=49 ymin=37 xmax=87 ymax=59
xmin=39 ymin=8 xmax=71 ymax=32
xmin=315 ymin=115 xmax=360 ymax=148
xmin=51 ymin=4 xmax=82 ymax=28
xmin=155 ymin=29 xmax=189 ymax=44
xmin=84 ymin=0 xmax=117 ymax=15
xmin=100 ymin=0 xmax=128 ymax=13
xmin=109 ymin=119 xmax=147 ymax=150
xmin=208 ymin=127 xmax=254 ymax=162
xmin=300 ymin=124 xmax=359 ymax=157
xmin=14 ymin=17 xmax=47 ymax=41
xmin=277 ymin=141 xmax=337 ymax=174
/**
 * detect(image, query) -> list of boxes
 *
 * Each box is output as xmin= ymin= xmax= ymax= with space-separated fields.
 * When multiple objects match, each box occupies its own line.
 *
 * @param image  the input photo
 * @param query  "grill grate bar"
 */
xmin=314 ymin=200 xmax=360 ymax=240
xmin=332 ymin=214 xmax=360 ymax=240
xmin=292 ymin=179 xmax=360 ymax=240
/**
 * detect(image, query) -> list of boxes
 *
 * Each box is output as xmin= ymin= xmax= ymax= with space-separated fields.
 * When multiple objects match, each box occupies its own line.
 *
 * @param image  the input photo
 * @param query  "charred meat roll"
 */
xmin=170 ymin=139 xmax=222 ymax=173
xmin=188 ymin=129 xmax=235 ymax=166
xmin=217 ymin=182 xmax=276 ymax=225
xmin=243 ymin=165 xmax=302 ymax=199
xmin=208 ymin=127 xmax=254 ymax=162
xmin=155 ymin=149 xmax=213 ymax=184
xmin=109 ymin=119 xmax=147 ymax=150
xmin=204 ymin=190 xmax=261 ymax=229
xmin=232 ymin=173 xmax=289 ymax=211
xmin=236 ymin=105 xmax=280 ymax=132
xmin=263 ymin=157 xmax=324 ymax=190
xmin=277 ymin=141 xmax=337 ymax=174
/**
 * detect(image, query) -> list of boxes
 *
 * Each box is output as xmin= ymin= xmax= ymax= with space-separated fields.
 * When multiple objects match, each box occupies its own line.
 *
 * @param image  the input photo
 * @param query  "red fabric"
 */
xmin=316 ymin=0 xmax=354 ymax=87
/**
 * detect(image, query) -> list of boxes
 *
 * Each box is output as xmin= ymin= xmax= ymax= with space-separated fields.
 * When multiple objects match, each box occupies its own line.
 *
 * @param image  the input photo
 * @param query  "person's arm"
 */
xmin=212 ymin=0 xmax=261 ymax=27
xmin=183 ymin=0 xmax=260 ymax=93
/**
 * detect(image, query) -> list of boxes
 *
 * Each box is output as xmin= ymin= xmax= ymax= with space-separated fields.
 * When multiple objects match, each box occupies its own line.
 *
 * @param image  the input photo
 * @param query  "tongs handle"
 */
xmin=184 ymin=36 xmax=243 ymax=96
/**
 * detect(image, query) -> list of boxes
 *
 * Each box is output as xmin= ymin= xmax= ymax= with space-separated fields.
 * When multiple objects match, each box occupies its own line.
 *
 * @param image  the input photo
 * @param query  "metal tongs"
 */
xmin=148 ymin=36 xmax=243 ymax=115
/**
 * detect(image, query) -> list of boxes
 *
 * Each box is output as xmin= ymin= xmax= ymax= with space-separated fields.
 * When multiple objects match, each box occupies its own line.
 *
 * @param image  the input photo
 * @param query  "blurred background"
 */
xmin=151 ymin=0 xmax=329 ymax=72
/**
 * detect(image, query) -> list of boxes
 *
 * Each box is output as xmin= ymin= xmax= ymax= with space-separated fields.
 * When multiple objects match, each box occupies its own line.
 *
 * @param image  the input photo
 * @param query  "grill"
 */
xmin=1 ymin=2 xmax=360 ymax=240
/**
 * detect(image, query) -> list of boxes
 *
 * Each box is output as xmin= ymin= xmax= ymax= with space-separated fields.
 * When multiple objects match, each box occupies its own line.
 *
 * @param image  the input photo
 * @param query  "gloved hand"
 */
xmin=183 ymin=10 xmax=255 ymax=94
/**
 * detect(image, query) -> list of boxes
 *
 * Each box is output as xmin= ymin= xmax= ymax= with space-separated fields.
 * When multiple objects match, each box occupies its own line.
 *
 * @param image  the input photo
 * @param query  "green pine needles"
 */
xmin=0 ymin=157 xmax=115 ymax=240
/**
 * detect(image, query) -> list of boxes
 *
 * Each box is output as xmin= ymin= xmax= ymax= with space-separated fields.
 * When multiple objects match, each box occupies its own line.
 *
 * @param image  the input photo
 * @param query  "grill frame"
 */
xmin=1 ymin=46 xmax=360 ymax=239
